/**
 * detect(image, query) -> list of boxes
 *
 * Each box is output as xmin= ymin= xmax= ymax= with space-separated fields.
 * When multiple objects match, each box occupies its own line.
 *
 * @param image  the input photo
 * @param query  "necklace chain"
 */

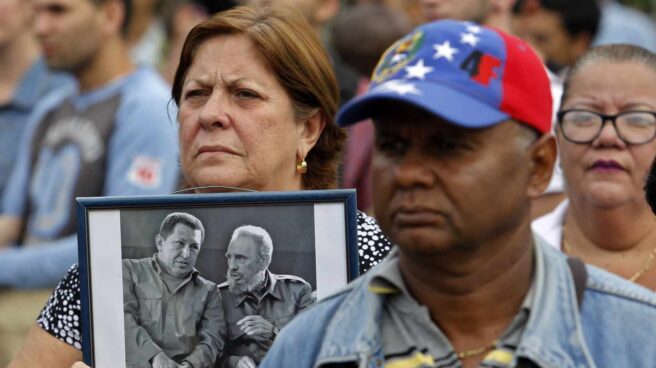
xmin=561 ymin=230 xmax=656 ymax=283
xmin=456 ymin=340 xmax=499 ymax=360
xmin=628 ymin=247 xmax=656 ymax=282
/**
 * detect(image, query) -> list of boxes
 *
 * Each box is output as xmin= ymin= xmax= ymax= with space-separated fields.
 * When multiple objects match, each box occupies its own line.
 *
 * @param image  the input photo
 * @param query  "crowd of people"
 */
xmin=2 ymin=0 xmax=656 ymax=367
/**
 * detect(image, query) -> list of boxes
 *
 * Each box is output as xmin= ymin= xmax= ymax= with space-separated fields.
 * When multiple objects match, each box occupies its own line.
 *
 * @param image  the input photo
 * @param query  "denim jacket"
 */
xmin=261 ymin=235 xmax=656 ymax=368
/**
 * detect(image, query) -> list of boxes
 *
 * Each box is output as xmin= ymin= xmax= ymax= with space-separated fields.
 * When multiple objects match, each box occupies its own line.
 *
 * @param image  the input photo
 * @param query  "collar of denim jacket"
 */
xmin=313 ymin=236 xmax=596 ymax=368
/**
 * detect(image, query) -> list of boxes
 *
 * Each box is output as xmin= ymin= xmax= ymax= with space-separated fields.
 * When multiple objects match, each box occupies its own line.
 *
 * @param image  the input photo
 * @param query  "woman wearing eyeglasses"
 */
xmin=533 ymin=44 xmax=656 ymax=290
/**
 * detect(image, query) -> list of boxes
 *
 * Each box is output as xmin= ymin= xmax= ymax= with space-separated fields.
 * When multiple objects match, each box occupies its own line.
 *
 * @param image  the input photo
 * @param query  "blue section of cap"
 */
xmin=337 ymin=79 xmax=509 ymax=128
xmin=337 ymin=19 xmax=509 ymax=127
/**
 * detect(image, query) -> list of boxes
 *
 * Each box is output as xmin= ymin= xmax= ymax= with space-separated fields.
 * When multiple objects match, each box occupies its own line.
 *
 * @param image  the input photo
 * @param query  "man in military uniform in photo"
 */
xmin=217 ymin=225 xmax=315 ymax=368
xmin=123 ymin=212 xmax=224 ymax=368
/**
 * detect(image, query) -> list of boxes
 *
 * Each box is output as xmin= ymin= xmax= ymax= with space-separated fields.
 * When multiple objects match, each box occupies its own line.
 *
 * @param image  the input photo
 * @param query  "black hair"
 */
xmin=159 ymin=212 xmax=205 ymax=243
xmin=646 ymin=157 xmax=656 ymax=215
xmin=513 ymin=0 xmax=601 ymax=40
xmin=92 ymin=0 xmax=132 ymax=36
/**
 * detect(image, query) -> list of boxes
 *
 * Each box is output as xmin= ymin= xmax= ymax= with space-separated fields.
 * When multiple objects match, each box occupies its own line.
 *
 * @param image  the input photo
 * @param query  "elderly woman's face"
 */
xmin=558 ymin=61 xmax=656 ymax=208
xmin=178 ymin=34 xmax=305 ymax=192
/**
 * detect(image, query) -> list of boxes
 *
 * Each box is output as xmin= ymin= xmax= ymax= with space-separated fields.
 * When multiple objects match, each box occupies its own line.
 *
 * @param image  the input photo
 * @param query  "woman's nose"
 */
xmin=198 ymin=91 xmax=230 ymax=130
xmin=592 ymin=119 xmax=626 ymax=149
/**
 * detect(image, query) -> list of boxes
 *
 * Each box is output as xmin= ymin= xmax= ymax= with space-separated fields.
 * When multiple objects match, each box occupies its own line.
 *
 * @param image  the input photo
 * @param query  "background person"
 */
xmin=261 ymin=19 xmax=656 ymax=368
xmin=332 ymin=2 xmax=411 ymax=212
xmin=593 ymin=0 xmax=656 ymax=52
xmin=513 ymin=0 xmax=601 ymax=75
xmin=0 ymin=0 xmax=73 ymax=201
xmin=647 ymin=155 xmax=656 ymax=215
xmin=218 ymin=225 xmax=314 ymax=368
xmin=0 ymin=0 xmax=180 ymax=289
xmin=123 ymin=212 xmax=223 ymax=368
xmin=9 ymin=5 xmax=391 ymax=367
xmin=0 ymin=1 xmax=74 ymax=360
xmin=532 ymin=44 xmax=656 ymax=291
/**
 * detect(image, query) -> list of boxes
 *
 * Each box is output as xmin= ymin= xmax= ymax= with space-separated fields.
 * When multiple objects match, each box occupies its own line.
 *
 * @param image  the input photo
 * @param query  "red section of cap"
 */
xmin=497 ymin=31 xmax=552 ymax=134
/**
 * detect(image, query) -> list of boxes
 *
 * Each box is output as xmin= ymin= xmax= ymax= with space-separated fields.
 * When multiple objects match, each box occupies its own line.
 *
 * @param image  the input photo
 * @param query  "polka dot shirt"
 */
xmin=37 ymin=211 xmax=392 ymax=349
xmin=37 ymin=263 xmax=83 ymax=350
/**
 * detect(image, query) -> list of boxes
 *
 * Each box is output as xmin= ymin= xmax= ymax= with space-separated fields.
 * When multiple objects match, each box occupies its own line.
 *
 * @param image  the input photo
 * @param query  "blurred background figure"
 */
xmin=514 ymin=0 xmax=656 ymax=74
xmin=0 ymin=0 xmax=72 ymax=204
xmin=258 ymin=0 xmax=339 ymax=35
xmin=126 ymin=0 xmax=167 ymax=67
xmin=646 ymin=155 xmax=656 ymax=216
xmin=533 ymin=44 xmax=656 ymax=291
xmin=420 ymin=0 xmax=492 ymax=23
xmin=0 ymin=0 xmax=73 ymax=363
xmin=418 ymin=0 xmax=518 ymax=32
xmin=513 ymin=0 xmax=601 ymax=75
xmin=245 ymin=0 xmax=358 ymax=102
xmin=342 ymin=0 xmax=423 ymax=26
xmin=332 ymin=2 xmax=411 ymax=212
xmin=0 ymin=0 xmax=180 ymax=289
xmin=594 ymin=0 xmax=656 ymax=52
xmin=159 ymin=0 xmax=239 ymax=84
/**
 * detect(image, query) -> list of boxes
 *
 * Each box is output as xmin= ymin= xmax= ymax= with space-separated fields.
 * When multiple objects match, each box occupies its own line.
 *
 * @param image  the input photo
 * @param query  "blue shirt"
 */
xmin=593 ymin=1 xmax=656 ymax=52
xmin=0 ymin=67 xmax=180 ymax=288
xmin=0 ymin=58 xmax=73 ymax=199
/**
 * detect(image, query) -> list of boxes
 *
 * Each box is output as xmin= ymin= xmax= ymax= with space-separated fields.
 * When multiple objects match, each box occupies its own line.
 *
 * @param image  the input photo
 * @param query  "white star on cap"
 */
xmin=461 ymin=32 xmax=480 ymax=47
xmin=374 ymin=80 xmax=421 ymax=96
xmin=404 ymin=59 xmax=434 ymax=80
xmin=433 ymin=41 xmax=458 ymax=61
xmin=466 ymin=24 xmax=482 ymax=34
xmin=391 ymin=53 xmax=407 ymax=63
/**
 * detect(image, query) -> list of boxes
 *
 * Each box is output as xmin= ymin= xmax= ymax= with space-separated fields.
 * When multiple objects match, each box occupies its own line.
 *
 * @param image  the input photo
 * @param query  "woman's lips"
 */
xmin=589 ymin=159 xmax=625 ymax=171
xmin=196 ymin=145 xmax=239 ymax=158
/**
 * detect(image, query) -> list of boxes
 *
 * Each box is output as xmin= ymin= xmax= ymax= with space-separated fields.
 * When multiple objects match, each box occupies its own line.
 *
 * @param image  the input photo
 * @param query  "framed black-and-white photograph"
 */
xmin=76 ymin=189 xmax=358 ymax=368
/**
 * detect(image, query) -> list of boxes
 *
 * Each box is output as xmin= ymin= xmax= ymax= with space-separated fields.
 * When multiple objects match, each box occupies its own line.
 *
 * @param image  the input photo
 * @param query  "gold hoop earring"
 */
xmin=296 ymin=159 xmax=308 ymax=174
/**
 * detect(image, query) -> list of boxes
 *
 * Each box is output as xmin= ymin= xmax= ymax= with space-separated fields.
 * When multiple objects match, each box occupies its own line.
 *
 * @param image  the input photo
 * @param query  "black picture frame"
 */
xmin=76 ymin=189 xmax=358 ymax=367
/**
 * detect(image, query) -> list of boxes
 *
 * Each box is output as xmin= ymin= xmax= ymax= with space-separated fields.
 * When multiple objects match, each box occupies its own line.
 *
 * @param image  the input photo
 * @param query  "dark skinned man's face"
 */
xmin=371 ymin=105 xmax=536 ymax=255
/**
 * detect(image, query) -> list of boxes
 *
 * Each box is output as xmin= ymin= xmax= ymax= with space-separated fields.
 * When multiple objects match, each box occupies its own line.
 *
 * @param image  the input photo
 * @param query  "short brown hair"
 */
xmin=172 ymin=5 xmax=345 ymax=190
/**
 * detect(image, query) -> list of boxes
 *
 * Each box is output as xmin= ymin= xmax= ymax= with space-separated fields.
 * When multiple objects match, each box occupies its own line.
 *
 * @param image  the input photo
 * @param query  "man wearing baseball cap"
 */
xmin=261 ymin=20 xmax=656 ymax=368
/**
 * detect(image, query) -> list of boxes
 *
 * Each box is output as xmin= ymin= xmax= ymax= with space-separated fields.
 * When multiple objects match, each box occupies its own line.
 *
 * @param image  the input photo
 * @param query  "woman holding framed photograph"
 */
xmin=10 ymin=5 xmax=392 ymax=368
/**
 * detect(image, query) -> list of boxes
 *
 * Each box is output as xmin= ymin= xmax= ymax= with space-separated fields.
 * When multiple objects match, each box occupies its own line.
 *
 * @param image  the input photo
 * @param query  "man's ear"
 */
xmin=99 ymin=0 xmax=126 ymax=37
xmin=155 ymin=234 xmax=163 ymax=252
xmin=527 ymin=133 xmax=558 ymax=198
xmin=296 ymin=109 xmax=326 ymax=162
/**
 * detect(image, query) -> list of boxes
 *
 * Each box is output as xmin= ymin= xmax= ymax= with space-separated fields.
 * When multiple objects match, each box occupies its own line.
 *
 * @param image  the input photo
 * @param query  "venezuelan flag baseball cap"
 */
xmin=336 ymin=19 xmax=552 ymax=134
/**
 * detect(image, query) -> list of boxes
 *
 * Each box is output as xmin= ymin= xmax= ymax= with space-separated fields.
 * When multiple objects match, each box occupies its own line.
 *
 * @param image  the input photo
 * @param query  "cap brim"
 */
xmin=337 ymin=80 xmax=509 ymax=128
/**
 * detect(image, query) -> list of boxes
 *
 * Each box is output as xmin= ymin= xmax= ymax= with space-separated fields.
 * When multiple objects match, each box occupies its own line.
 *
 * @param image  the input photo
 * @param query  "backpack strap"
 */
xmin=566 ymin=257 xmax=588 ymax=309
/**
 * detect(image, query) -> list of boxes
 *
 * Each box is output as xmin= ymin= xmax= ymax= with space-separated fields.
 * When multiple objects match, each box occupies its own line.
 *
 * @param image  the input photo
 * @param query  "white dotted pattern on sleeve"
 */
xmin=37 ymin=264 xmax=83 ymax=350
